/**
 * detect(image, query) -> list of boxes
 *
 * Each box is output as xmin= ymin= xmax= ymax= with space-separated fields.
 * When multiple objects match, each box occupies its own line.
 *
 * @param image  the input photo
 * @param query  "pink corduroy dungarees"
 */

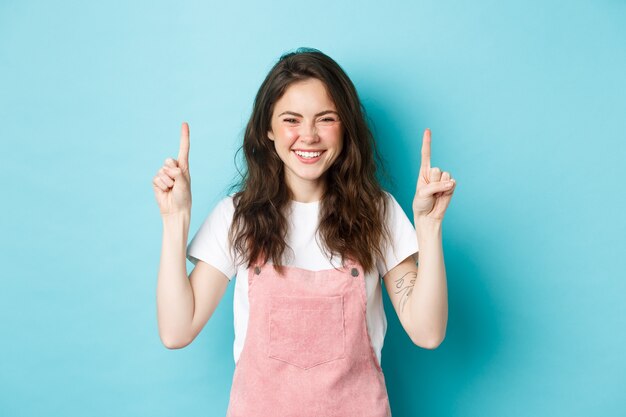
xmin=225 ymin=259 xmax=392 ymax=417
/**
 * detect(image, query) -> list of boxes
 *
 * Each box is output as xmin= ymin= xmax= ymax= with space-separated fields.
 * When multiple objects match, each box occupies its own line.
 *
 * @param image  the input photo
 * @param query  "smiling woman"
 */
xmin=230 ymin=49 xmax=395 ymax=275
xmin=153 ymin=47 xmax=456 ymax=417
xmin=267 ymin=78 xmax=344 ymax=201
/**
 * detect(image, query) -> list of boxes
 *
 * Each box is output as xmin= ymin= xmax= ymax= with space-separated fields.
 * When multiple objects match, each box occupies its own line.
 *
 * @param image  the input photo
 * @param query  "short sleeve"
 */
xmin=376 ymin=192 xmax=419 ymax=277
xmin=186 ymin=196 xmax=237 ymax=280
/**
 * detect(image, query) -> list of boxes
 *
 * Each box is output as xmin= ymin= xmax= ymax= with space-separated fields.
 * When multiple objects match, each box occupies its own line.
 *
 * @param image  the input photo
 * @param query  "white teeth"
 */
xmin=294 ymin=150 xmax=322 ymax=159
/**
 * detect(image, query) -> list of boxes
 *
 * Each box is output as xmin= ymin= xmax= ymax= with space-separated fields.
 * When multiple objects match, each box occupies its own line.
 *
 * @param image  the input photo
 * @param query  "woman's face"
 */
xmin=267 ymin=78 xmax=344 ymax=200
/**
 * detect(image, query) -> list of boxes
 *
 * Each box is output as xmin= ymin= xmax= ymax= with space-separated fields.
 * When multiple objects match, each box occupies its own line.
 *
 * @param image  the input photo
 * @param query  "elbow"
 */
xmin=410 ymin=331 xmax=446 ymax=350
xmin=160 ymin=332 xmax=192 ymax=350
xmin=162 ymin=339 xmax=187 ymax=350
xmin=421 ymin=335 xmax=445 ymax=350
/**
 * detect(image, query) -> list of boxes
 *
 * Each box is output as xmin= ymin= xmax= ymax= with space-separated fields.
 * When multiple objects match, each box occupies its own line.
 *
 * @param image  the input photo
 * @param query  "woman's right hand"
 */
xmin=152 ymin=122 xmax=192 ymax=216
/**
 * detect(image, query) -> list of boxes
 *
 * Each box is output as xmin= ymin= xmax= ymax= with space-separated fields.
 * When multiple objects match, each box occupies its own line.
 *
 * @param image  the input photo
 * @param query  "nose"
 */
xmin=299 ymin=121 xmax=319 ymax=144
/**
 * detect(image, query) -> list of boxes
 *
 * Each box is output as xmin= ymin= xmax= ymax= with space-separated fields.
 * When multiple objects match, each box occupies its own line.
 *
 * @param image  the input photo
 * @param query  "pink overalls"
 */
xmin=226 ymin=260 xmax=392 ymax=417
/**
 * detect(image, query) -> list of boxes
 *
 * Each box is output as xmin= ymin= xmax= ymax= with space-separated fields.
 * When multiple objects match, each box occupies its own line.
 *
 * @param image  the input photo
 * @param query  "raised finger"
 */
xmin=178 ymin=122 xmax=190 ymax=172
xmin=420 ymin=128 xmax=431 ymax=174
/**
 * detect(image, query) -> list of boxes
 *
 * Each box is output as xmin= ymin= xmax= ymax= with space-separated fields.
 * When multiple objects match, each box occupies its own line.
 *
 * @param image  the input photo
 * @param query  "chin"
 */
xmin=287 ymin=167 xmax=326 ymax=182
xmin=298 ymin=173 xmax=325 ymax=181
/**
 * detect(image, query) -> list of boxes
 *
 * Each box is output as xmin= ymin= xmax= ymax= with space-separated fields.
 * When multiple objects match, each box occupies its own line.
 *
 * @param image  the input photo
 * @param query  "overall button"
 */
xmin=254 ymin=266 xmax=261 ymax=275
xmin=351 ymin=268 xmax=359 ymax=277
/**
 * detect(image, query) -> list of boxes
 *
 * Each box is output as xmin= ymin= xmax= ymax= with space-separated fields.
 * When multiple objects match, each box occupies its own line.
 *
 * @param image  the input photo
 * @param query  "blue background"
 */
xmin=1 ymin=0 xmax=625 ymax=416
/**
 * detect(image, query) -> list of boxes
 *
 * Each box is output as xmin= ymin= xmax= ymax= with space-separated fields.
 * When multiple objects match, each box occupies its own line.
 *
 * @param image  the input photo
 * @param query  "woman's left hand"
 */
xmin=412 ymin=128 xmax=457 ymax=222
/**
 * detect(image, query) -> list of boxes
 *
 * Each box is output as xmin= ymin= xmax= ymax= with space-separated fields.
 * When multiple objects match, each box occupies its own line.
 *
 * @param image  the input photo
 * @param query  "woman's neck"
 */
xmin=287 ymin=176 xmax=325 ymax=203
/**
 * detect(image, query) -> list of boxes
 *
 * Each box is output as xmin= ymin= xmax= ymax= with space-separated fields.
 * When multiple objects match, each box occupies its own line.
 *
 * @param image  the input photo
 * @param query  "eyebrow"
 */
xmin=277 ymin=110 xmax=339 ymax=118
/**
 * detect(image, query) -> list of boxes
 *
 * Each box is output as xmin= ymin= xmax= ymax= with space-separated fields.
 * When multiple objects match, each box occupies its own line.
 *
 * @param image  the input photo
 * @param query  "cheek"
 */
xmin=276 ymin=126 xmax=299 ymax=143
xmin=321 ymin=125 xmax=344 ymax=146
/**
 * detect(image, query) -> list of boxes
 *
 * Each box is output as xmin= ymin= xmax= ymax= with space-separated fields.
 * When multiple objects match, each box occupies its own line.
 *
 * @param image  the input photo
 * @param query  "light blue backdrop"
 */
xmin=1 ymin=0 xmax=624 ymax=416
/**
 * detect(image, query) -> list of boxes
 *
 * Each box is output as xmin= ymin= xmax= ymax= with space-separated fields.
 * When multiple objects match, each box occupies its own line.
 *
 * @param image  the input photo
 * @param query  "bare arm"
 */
xmin=382 ymin=218 xmax=447 ymax=349
xmin=382 ymin=128 xmax=456 ymax=349
xmin=153 ymin=123 xmax=230 ymax=349
xmin=156 ymin=211 xmax=229 ymax=349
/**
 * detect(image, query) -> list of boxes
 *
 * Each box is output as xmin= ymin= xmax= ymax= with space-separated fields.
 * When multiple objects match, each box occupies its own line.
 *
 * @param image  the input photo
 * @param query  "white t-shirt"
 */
xmin=186 ymin=192 xmax=419 ymax=367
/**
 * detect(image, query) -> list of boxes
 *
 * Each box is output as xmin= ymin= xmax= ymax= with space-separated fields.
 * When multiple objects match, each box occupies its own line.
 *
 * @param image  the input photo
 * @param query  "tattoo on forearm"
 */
xmin=394 ymin=271 xmax=417 ymax=313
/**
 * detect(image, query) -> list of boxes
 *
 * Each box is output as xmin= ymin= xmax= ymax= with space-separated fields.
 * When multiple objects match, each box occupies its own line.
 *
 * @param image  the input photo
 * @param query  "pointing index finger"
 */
xmin=420 ymin=128 xmax=431 ymax=173
xmin=178 ymin=122 xmax=190 ymax=171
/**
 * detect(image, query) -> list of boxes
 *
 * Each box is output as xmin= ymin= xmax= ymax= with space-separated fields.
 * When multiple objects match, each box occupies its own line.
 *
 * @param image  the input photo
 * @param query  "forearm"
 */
xmin=156 ymin=211 xmax=194 ymax=348
xmin=407 ymin=217 xmax=448 ymax=347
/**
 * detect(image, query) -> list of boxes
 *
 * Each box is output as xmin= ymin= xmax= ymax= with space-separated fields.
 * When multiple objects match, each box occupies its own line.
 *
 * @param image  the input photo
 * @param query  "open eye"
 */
xmin=283 ymin=118 xmax=298 ymax=124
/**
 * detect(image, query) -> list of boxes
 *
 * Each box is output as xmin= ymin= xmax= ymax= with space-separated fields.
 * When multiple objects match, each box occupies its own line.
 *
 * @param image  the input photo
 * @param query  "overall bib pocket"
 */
xmin=268 ymin=295 xmax=345 ymax=370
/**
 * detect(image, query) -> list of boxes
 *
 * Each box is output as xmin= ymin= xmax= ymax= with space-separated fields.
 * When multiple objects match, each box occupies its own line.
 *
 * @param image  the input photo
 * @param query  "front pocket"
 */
xmin=268 ymin=295 xmax=345 ymax=370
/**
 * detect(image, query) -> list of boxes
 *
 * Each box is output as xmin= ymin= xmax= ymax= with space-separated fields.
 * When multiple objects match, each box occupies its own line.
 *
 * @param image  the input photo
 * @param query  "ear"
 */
xmin=267 ymin=130 xmax=275 ymax=141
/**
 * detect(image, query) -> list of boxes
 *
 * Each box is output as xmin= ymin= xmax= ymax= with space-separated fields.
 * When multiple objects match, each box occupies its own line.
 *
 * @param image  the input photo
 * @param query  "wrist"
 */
xmin=413 ymin=214 xmax=442 ymax=237
xmin=162 ymin=210 xmax=191 ymax=227
xmin=413 ymin=213 xmax=442 ymax=226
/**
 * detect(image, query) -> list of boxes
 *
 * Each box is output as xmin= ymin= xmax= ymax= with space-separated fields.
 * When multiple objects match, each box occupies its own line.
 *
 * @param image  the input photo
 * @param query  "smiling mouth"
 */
xmin=293 ymin=150 xmax=323 ymax=159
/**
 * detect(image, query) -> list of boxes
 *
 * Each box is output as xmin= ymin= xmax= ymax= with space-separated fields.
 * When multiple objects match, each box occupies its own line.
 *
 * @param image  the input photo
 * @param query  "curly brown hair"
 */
xmin=229 ymin=47 xmax=391 ymax=274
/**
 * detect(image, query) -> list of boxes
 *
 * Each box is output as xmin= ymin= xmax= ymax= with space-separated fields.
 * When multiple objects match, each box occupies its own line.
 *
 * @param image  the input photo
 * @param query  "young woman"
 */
xmin=153 ymin=47 xmax=456 ymax=417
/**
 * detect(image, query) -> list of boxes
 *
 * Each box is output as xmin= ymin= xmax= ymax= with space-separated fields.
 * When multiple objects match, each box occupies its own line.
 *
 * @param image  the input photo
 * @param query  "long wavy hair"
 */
xmin=229 ymin=47 xmax=391 ymax=274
